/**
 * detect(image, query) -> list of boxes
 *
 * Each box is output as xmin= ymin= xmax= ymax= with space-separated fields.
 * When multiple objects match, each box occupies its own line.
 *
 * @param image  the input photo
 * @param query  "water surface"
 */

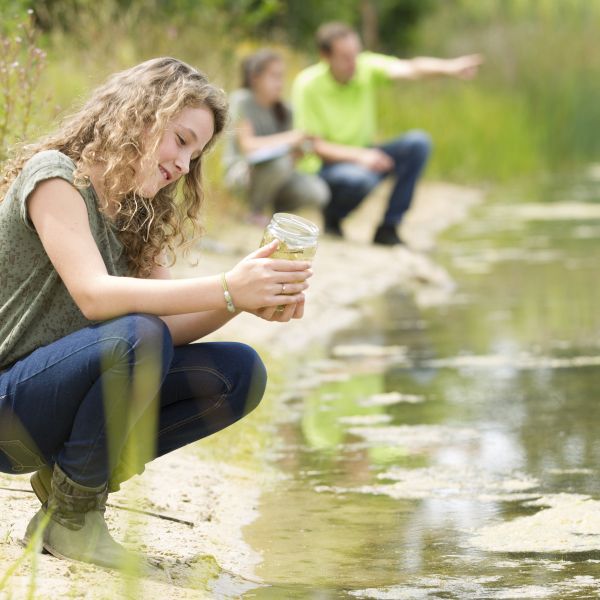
xmin=241 ymin=177 xmax=600 ymax=599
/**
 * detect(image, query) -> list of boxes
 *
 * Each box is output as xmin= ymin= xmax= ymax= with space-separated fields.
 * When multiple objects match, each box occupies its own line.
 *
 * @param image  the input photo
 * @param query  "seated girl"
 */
xmin=223 ymin=49 xmax=329 ymax=225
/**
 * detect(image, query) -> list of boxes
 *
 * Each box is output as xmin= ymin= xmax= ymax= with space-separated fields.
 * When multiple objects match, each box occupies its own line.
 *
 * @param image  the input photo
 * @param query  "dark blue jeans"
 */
xmin=0 ymin=314 xmax=267 ymax=487
xmin=320 ymin=130 xmax=432 ymax=226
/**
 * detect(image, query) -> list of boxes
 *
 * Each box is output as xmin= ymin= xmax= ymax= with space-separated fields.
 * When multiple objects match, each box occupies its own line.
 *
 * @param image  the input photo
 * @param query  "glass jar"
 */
xmin=260 ymin=213 xmax=320 ymax=261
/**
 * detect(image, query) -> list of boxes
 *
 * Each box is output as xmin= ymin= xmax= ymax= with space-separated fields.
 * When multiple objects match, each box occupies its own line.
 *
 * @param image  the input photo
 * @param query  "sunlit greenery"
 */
xmin=2 ymin=0 xmax=600 ymax=182
xmin=2 ymin=1 xmax=600 ymax=594
xmin=397 ymin=0 xmax=600 ymax=181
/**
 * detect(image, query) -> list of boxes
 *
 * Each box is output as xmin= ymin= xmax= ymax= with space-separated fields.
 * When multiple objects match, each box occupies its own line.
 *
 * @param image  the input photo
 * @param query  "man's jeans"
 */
xmin=320 ymin=130 xmax=432 ymax=226
xmin=0 ymin=314 xmax=267 ymax=487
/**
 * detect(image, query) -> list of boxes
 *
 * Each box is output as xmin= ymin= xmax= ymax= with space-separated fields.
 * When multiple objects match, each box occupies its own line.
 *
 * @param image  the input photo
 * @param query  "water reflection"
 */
xmin=242 ymin=182 xmax=600 ymax=599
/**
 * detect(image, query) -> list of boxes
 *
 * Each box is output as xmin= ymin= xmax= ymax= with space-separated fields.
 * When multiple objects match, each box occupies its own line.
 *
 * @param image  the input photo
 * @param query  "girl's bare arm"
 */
xmin=149 ymin=262 xmax=238 ymax=344
xmin=237 ymin=118 xmax=305 ymax=154
xmin=28 ymin=178 xmax=310 ymax=322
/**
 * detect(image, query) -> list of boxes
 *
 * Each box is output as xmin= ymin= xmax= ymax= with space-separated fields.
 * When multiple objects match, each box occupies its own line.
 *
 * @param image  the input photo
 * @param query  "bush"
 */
xmin=0 ymin=10 xmax=47 ymax=160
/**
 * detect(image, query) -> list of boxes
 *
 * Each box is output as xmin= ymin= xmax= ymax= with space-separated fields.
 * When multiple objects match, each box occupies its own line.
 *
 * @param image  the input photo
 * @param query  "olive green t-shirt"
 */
xmin=0 ymin=150 xmax=130 ymax=371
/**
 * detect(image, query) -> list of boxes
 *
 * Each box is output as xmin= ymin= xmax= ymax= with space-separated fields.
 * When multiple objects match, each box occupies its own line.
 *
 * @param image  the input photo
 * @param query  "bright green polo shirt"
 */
xmin=292 ymin=52 xmax=397 ymax=172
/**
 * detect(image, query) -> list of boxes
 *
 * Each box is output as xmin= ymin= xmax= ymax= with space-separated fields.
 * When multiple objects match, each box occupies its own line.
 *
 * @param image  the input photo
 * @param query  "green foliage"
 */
xmin=377 ymin=0 xmax=600 ymax=181
xmin=270 ymin=0 xmax=359 ymax=48
xmin=5 ymin=0 xmax=600 ymax=183
xmin=378 ymin=82 xmax=541 ymax=183
xmin=26 ymin=0 xmax=437 ymax=53
xmin=0 ymin=0 xmax=30 ymax=18
xmin=194 ymin=0 xmax=436 ymax=53
xmin=0 ymin=11 xmax=48 ymax=158
xmin=31 ymin=0 xmax=142 ymax=31
xmin=371 ymin=0 xmax=436 ymax=53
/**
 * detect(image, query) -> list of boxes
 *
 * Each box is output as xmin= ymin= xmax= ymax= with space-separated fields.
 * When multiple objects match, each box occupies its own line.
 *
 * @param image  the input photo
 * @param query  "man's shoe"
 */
xmin=373 ymin=224 xmax=404 ymax=246
xmin=324 ymin=218 xmax=344 ymax=238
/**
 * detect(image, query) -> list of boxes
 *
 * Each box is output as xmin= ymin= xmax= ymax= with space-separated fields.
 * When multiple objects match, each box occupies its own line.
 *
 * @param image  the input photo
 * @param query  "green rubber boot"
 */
xmin=23 ymin=466 xmax=52 ymax=548
xmin=30 ymin=465 xmax=52 ymax=504
xmin=30 ymin=462 xmax=126 ymax=505
xmin=25 ymin=464 xmax=139 ymax=569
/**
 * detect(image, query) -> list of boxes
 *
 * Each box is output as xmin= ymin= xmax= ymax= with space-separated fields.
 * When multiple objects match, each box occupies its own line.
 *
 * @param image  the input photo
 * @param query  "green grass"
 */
xmin=378 ymin=81 xmax=541 ymax=183
xmin=397 ymin=0 xmax=600 ymax=182
xmin=0 ymin=508 xmax=50 ymax=599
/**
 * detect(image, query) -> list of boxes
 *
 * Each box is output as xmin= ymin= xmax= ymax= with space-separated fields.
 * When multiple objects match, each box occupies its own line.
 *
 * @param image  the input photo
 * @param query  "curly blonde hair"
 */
xmin=0 ymin=57 xmax=228 ymax=277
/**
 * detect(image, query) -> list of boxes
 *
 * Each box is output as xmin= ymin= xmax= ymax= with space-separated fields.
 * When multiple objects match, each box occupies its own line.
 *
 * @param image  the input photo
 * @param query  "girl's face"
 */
xmin=252 ymin=59 xmax=285 ymax=105
xmin=138 ymin=105 xmax=215 ymax=197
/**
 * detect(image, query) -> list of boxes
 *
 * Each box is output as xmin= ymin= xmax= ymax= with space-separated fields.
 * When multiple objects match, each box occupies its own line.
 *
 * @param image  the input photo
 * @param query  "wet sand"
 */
xmin=0 ymin=181 xmax=481 ymax=597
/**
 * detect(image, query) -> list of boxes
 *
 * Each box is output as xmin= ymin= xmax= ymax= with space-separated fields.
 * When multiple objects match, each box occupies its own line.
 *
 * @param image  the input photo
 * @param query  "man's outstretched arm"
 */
xmin=380 ymin=53 xmax=483 ymax=80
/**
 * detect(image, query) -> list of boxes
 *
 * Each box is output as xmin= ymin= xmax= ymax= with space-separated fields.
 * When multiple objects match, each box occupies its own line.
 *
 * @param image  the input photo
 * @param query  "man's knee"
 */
xmin=403 ymin=130 xmax=433 ymax=161
xmin=324 ymin=166 xmax=379 ymax=200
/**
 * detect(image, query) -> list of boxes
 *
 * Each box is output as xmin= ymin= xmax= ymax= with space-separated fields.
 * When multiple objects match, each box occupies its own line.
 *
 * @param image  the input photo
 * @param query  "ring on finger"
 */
xmin=280 ymin=283 xmax=286 ymax=295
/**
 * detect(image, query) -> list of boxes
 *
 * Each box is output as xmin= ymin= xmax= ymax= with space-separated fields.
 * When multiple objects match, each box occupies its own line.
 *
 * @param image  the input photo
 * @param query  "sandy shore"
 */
xmin=0 ymin=180 xmax=482 ymax=598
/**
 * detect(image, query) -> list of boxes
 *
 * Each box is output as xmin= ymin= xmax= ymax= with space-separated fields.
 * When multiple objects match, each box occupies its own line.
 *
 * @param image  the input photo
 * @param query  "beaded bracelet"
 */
xmin=220 ymin=272 xmax=236 ymax=313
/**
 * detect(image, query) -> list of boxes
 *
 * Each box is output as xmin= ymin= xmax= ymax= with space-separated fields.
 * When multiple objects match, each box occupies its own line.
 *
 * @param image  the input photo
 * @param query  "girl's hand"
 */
xmin=249 ymin=298 xmax=306 ymax=323
xmin=226 ymin=240 xmax=312 ymax=311
xmin=288 ymin=129 xmax=303 ymax=147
